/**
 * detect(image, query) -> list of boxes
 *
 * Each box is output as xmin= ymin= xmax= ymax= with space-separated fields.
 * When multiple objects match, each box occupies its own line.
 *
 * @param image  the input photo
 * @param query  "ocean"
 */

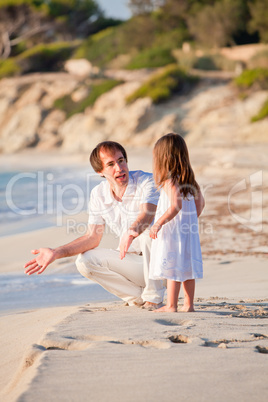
xmin=0 ymin=165 xmax=100 ymax=236
xmin=0 ymin=165 xmax=117 ymax=313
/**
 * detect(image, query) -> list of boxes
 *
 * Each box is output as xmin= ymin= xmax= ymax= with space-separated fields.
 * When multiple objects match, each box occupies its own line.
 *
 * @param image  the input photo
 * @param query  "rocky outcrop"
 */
xmin=0 ymin=67 xmax=267 ymax=154
xmin=0 ymin=73 xmax=78 ymax=153
xmin=64 ymin=59 xmax=100 ymax=78
xmin=0 ymin=104 xmax=41 ymax=153
xmin=59 ymin=113 xmax=107 ymax=153
xmin=38 ymin=110 xmax=66 ymax=150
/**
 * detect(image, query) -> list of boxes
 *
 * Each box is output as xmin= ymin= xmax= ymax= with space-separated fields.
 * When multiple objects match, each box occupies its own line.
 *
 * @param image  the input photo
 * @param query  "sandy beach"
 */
xmin=0 ymin=145 xmax=267 ymax=402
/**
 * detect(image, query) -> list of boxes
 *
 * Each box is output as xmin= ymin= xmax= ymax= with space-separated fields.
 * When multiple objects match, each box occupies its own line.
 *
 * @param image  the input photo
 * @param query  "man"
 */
xmin=25 ymin=141 xmax=165 ymax=308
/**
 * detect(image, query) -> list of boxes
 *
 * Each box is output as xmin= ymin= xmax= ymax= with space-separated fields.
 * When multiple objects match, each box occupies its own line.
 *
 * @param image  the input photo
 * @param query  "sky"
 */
xmin=96 ymin=0 xmax=132 ymax=20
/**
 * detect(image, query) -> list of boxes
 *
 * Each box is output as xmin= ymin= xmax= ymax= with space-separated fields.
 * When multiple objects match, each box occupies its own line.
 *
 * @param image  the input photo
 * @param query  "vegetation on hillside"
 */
xmin=126 ymin=47 xmax=176 ymax=69
xmin=251 ymin=98 xmax=268 ymax=122
xmin=234 ymin=68 xmax=268 ymax=90
xmin=0 ymin=1 xmax=267 ymax=130
xmin=0 ymin=0 xmax=121 ymax=61
xmin=234 ymin=67 xmax=268 ymax=122
xmin=126 ymin=64 xmax=198 ymax=104
xmin=0 ymin=58 xmax=21 ymax=78
xmin=71 ymin=0 xmax=268 ymax=71
xmin=54 ymin=79 xmax=122 ymax=117
xmin=0 ymin=0 xmax=268 ymax=78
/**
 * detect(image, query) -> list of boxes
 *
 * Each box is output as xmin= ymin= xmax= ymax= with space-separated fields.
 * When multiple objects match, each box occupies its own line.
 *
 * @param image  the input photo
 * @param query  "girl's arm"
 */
xmin=119 ymin=202 xmax=157 ymax=259
xmin=150 ymin=181 xmax=182 ymax=239
xmin=195 ymin=188 xmax=205 ymax=217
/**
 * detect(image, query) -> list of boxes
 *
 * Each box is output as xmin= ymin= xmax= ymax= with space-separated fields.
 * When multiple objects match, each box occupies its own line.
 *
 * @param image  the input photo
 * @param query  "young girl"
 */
xmin=149 ymin=133 xmax=204 ymax=312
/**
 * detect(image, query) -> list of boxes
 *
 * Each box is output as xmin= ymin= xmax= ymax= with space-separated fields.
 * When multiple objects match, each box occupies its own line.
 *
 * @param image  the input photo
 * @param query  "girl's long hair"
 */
xmin=153 ymin=133 xmax=199 ymax=198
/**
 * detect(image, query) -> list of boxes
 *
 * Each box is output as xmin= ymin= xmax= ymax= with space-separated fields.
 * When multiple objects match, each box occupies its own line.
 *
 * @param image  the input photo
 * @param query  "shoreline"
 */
xmin=0 ymin=147 xmax=155 ymax=171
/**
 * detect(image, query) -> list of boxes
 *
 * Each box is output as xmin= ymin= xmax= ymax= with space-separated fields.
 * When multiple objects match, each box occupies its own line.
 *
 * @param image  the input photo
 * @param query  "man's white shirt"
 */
xmin=88 ymin=170 xmax=159 ymax=253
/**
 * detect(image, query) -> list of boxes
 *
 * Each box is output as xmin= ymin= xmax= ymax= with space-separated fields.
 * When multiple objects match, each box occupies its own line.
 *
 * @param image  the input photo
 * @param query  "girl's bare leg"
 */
xmin=154 ymin=280 xmax=181 ymax=312
xmin=181 ymin=279 xmax=195 ymax=312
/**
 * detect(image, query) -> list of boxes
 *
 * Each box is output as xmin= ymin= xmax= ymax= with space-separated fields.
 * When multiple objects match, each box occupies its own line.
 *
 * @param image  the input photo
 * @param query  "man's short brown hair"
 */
xmin=90 ymin=141 xmax=128 ymax=172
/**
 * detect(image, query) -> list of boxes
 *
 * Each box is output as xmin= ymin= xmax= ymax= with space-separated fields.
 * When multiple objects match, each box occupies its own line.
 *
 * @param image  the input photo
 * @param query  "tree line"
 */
xmin=0 ymin=0 xmax=121 ymax=59
xmin=0 ymin=0 xmax=267 ymax=63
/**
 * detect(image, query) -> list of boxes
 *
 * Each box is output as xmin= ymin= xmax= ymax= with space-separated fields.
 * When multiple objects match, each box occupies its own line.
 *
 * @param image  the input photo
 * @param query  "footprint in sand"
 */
xmin=168 ymin=335 xmax=191 ymax=344
xmin=154 ymin=318 xmax=193 ymax=327
xmin=203 ymin=339 xmax=229 ymax=348
xmin=256 ymin=346 xmax=268 ymax=354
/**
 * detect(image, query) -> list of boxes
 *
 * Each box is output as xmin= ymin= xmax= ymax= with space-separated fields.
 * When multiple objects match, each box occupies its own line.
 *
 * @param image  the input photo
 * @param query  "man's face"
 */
xmin=99 ymin=149 xmax=129 ymax=190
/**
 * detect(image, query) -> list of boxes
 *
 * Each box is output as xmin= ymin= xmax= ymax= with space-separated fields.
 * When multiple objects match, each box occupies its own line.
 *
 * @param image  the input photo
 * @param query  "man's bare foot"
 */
xmin=143 ymin=302 xmax=163 ymax=311
xmin=133 ymin=301 xmax=145 ymax=307
xmin=154 ymin=305 xmax=177 ymax=313
xmin=179 ymin=305 xmax=195 ymax=312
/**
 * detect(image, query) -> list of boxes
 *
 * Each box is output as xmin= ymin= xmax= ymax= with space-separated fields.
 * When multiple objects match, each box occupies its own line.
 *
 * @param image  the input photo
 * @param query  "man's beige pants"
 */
xmin=75 ymin=230 xmax=165 ymax=306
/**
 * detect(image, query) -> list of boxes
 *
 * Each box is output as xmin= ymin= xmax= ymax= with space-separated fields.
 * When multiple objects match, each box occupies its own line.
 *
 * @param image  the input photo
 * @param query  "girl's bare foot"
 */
xmin=154 ymin=305 xmax=177 ymax=313
xmin=179 ymin=305 xmax=195 ymax=312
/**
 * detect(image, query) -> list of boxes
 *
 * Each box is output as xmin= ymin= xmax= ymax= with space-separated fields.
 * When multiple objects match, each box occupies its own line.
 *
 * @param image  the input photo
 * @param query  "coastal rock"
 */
xmin=59 ymin=81 xmax=155 ymax=147
xmin=0 ymin=80 xmax=18 ymax=102
xmin=88 ymin=82 xmax=154 ymax=143
xmin=93 ymin=81 xmax=141 ymax=114
xmin=184 ymin=85 xmax=268 ymax=147
xmin=130 ymin=113 xmax=178 ymax=146
xmin=40 ymin=78 xmax=78 ymax=109
xmin=0 ymin=104 xmax=41 ymax=153
xmin=37 ymin=110 xmax=66 ymax=149
xmin=239 ymin=118 xmax=268 ymax=143
xmin=104 ymin=97 xmax=154 ymax=143
xmin=0 ymin=68 xmax=268 ymax=154
xmin=15 ymin=83 xmax=46 ymax=108
xmin=0 ymin=84 xmax=19 ymax=127
xmin=105 ymin=68 xmax=154 ymax=83
xmin=64 ymin=59 xmax=99 ymax=77
xmin=59 ymin=113 xmax=107 ymax=153
xmin=0 ymin=98 xmax=11 ymax=126
xmin=71 ymin=87 xmax=90 ymax=102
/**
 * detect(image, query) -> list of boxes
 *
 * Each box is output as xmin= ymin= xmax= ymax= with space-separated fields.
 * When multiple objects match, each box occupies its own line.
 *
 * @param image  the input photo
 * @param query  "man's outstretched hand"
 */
xmin=119 ymin=229 xmax=139 ymax=260
xmin=24 ymin=248 xmax=56 ymax=275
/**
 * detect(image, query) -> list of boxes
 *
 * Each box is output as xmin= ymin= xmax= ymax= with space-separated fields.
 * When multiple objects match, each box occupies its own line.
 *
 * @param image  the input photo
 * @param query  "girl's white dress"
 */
xmin=149 ymin=189 xmax=203 ymax=282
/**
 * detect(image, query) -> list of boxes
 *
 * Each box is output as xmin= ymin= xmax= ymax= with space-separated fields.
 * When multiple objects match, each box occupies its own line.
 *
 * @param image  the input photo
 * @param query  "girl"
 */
xmin=149 ymin=133 xmax=204 ymax=312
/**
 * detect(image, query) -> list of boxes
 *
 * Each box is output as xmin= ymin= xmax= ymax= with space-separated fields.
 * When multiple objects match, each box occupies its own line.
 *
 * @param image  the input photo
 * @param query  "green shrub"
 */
xmin=0 ymin=0 xmax=32 ymax=7
xmin=54 ymin=79 xmax=122 ymax=117
xmin=17 ymin=41 xmax=79 ymax=73
xmin=211 ymin=54 xmax=237 ymax=71
xmin=12 ymin=40 xmax=28 ymax=57
xmin=126 ymin=64 xmax=198 ymax=104
xmin=251 ymin=98 xmax=268 ymax=122
xmin=126 ymin=47 xmax=176 ymax=69
xmin=74 ymin=24 xmax=186 ymax=70
xmin=54 ymin=95 xmax=75 ymax=116
xmin=173 ymin=50 xmax=237 ymax=72
xmin=152 ymin=28 xmax=190 ymax=50
xmin=74 ymin=27 xmax=125 ymax=68
xmin=172 ymin=49 xmax=196 ymax=70
xmin=0 ymin=58 xmax=21 ymax=79
xmin=193 ymin=56 xmax=218 ymax=71
xmin=193 ymin=54 xmax=237 ymax=71
xmin=234 ymin=68 xmax=268 ymax=90
xmin=72 ymin=79 xmax=122 ymax=114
